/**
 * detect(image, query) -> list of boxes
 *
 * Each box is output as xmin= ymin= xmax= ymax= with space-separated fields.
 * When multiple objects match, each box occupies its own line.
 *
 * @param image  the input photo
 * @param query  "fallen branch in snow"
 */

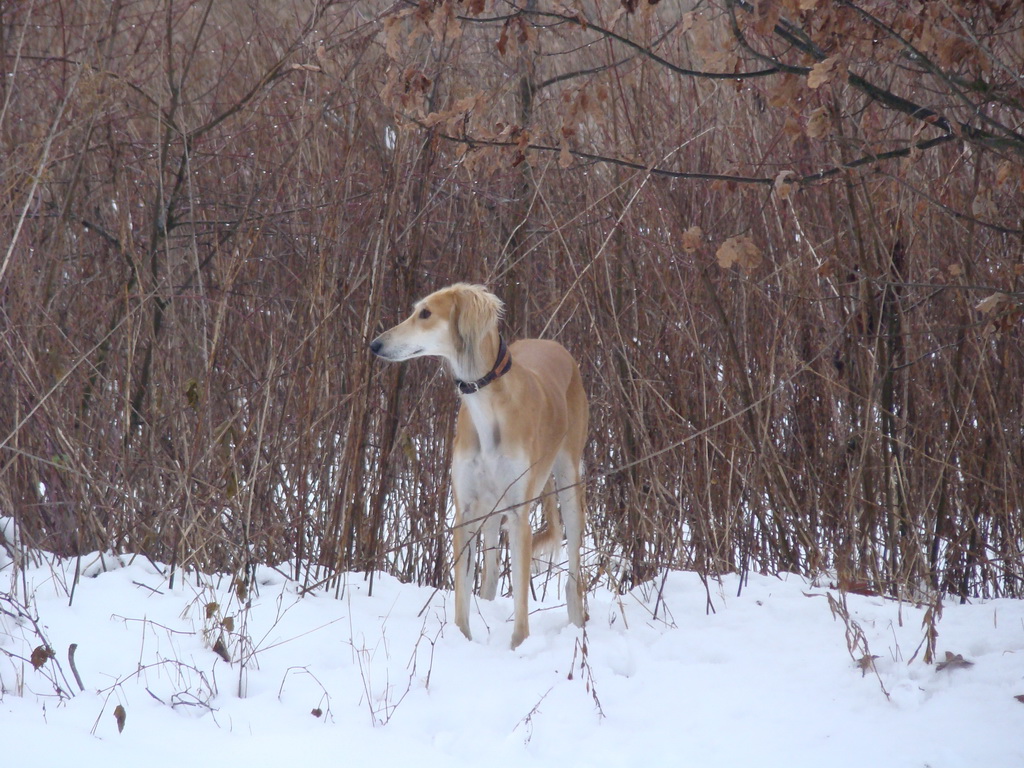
xmin=513 ymin=686 xmax=553 ymax=745
xmin=67 ymin=643 xmax=85 ymax=692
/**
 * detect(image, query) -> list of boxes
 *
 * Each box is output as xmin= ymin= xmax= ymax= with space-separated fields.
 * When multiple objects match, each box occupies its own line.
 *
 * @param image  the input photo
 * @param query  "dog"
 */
xmin=370 ymin=283 xmax=587 ymax=648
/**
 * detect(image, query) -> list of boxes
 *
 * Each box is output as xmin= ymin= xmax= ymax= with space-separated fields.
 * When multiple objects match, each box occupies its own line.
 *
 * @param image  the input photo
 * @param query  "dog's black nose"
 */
xmin=370 ymin=339 xmax=383 ymax=356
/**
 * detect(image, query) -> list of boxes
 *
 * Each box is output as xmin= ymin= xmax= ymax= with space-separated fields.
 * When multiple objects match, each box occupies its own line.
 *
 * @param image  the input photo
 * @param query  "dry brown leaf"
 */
xmin=913 ymin=18 xmax=938 ymax=57
xmin=428 ymin=0 xmax=461 ymax=43
xmin=716 ymin=235 xmax=762 ymax=272
xmin=935 ymin=651 xmax=974 ymax=672
xmin=212 ymin=635 xmax=231 ymax=663
xmin=497 ymin=18 xmax=510 ymax=56
xmin=606 ymin=4 xmax=628 ymax=26
xmin=768 ymin=74 xmax=801 ymax=109
xmin=383 ymin=13 xmax=408 ymax=60
xmin=452 ymin=94 xmax=482 ymax=114
xmin=681 ymin=226 xmax=703 ymax=253
xmin=752 ymin=1 xmax=781 ymax=35
xmin=971 ymin=192 xmax=997 ymax=220
xmin=30 ymin=645 xmax=54 ymax=669
xmin=558 ymin=141 xmax=573 ymax=169
xmin=995 ymin=161 xmax=1014 ymax=188
xmin=690 ymin=13 xmax=723 ymax=68
xmin=782 ymin=115 xmax=802 ymax=139
xmin=807 ymin=56 xmax=840 ymax=89
xmin=113 ymin=704 xmax=127 ymax=733
xmin=856 ymin=654 xmax=879 ymax=677
xmin=976 ymin=292 xmax=1010 ymax=315
xmin=420 ymin=110 xmax=447 ymax=129
xmin=805 ymin=106 xmax=831 ymax=138
xmin=774 ymin=170 xmax=796 ymax=200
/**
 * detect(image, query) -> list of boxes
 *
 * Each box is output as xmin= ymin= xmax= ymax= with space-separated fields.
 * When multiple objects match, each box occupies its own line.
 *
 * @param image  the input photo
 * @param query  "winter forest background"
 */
xmin=2 ymin=0 xmax=1023 ymax=655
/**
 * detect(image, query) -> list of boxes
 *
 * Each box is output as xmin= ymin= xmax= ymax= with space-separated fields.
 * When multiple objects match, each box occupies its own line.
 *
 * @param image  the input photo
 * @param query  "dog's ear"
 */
xmin=451 ymin=285 xmax=503 ymax=353
xmin=450 ymin=295 xmax=466 ymax=354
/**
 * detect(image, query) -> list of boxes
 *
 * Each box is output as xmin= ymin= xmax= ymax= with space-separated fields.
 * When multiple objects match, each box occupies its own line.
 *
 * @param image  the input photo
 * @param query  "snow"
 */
xmin=2 ymin=544 xmax=1023 ymax=768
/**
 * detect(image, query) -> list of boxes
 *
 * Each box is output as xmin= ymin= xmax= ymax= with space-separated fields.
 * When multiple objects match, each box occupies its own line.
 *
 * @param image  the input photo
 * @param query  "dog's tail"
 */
xmin=531 ymin=477 xmax=563 ymax=568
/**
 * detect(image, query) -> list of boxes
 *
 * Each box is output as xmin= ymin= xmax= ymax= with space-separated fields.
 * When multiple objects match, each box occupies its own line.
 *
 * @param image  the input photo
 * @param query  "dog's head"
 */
xmin=370 ymin=283 xmax=503 ymax=366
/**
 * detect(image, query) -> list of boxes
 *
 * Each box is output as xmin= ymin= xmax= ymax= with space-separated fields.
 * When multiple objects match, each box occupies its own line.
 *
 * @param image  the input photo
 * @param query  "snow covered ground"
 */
xmin=2 ymin=542 xmax=1022 ymax=767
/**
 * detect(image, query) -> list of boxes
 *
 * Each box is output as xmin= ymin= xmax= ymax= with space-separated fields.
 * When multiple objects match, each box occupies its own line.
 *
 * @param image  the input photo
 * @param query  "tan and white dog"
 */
xmin=370 ymin=283 xmax=587 ymax=648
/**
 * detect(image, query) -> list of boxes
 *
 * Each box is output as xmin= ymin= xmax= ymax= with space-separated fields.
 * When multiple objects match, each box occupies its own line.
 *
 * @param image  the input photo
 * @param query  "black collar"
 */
xmin=456 ymin=338 xmax=513 ymax=394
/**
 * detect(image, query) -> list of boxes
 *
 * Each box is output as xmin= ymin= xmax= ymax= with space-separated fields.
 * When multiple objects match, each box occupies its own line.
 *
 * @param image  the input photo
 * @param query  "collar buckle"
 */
xmin=456 ymin=339 xmax=512 ymax=395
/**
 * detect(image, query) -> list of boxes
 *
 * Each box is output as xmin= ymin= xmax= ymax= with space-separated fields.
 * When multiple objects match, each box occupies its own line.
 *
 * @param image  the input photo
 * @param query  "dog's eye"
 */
xmin=419 ymin=308 xmax=431 ymax=320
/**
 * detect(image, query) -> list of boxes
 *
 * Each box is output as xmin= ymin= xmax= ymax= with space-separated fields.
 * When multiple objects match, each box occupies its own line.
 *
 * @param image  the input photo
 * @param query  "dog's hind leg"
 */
xmin=554 ymin=452 xmax=586 ymax=627
xmin=478 ymin=513 xmax=502 ymax=601
xmin=531 ymin=476 xmax=562 ymax=573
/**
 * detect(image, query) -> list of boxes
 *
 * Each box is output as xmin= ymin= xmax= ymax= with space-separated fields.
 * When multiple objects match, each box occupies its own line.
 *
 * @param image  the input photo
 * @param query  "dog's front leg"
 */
xmin=508 ymin=511 xmax=532 ymax=649
xmin=453 ymin=516 xmax=476 ymax=641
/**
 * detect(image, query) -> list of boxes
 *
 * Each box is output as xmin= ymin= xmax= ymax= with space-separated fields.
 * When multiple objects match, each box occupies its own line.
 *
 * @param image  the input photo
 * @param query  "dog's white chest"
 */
xmin=452 ymin=404 xmax=528 ymax=523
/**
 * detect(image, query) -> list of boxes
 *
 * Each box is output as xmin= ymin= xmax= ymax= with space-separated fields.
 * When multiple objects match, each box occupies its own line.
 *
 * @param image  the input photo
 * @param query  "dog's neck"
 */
xmin=451 ymin=331 xmax=506 ymax=390
xmin=455 ymin=337 xmax=512 ymax=395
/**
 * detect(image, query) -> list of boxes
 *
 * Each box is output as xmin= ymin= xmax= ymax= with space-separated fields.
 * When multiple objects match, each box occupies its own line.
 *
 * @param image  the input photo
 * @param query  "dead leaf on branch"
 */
xmin=31 ymin=645 xmax=55 ymax=669
xmin=382 ymin=67 xmax=433 ymax=116
xmin=689 ymin=12 xmax=733 ymax=70
xmin=383 ymin=13 xmax=408 ymax=60
xmin=774 ymin=170 xmax=796 ymax=200
xmin=212 ymin=635 xmax=231 ymax=663
xmin=558 ymin=139 xmax=573 ymax=169
xmin=805 ymin=106 xmax=831 ymax=139
xmin=113 ymin=704 xmax=127 ymax=733
xmin=971 ymin=191 xmax=998 ymax=220
xmin=808 ymin=56 xmax=841 ymax=89
xmin=681 ymin=226 xmax=703 ymax=253
xmin=975 ymin=291 xmax=1023 ymax=334
xmin=716 ymin=235 xmax=762 ymax=272
xmin=976 ymin=292 xmax=1010 ymax=315
xmin=856 ymin=654 xmax=879 ymax=677
xmin=995 ymin=160 xmax=1016 ymax=188
xmin=935 ymin=651 xmax=974 ymax=672
xmin=427 ymin=0 xmax=461 ymax=43
xmin=751 ymin=0 xmax=780 ymax=36
xmin=497 ymin=15 xmax=532 ymax=58
xmin=382 ymin=6 xmax=427 ymax=60
xmin=768 ymin=74 xmax=802 ymax=109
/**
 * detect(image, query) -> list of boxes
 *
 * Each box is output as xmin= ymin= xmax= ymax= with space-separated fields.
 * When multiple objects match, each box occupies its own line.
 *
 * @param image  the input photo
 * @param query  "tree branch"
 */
xmin=726 ymin=0 xmax=1024 ymax=156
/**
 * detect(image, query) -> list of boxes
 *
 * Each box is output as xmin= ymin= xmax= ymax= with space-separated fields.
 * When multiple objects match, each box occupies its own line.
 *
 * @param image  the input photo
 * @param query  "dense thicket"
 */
xmin=1 ymin=1 xmax=1022 ymax=604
